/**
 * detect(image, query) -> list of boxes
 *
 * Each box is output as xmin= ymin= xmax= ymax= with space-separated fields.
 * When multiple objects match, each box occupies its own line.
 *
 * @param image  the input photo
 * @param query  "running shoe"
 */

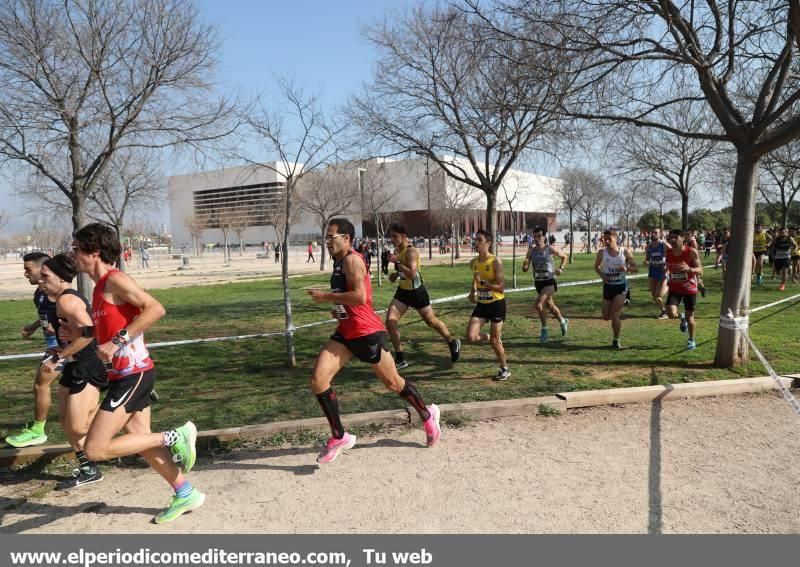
xmin=56 ymin=467 xmax=103 ymax=491
xmin=317 ymin=432 xmax=356 ymax=464
xmin=169 ymin=421 xmax=198 ymax=473
xmin=423 ymin=404 xmax=441 ymax=447
xmin=612 ymin=339 xmax=621 ymax=349
xmin=656 ymin=311 xmax=669 ymax=320
xmin=494 ymin=367 xmax=511 ymax=381
xmin=394 ymin=353 xmax=409 ymax=370
xmin=448 ymin=339 xmax=461 ymax=363
xmin=5 ymin=425 xmax=47 ymax=448
xmin=679 ymin=314 xmax=688 ymax=333
xmin=153 ymin=488 xmax=206 ymax=524
xmin=757 ymin=275 xmax=763 ymax=285
xmin=150 ymin=389 xmax=160 ymax=402
xmin=560 ymin=318 xmax=569 ymax=336
xmin=687 ymin=339 xmax=697 ymax=350
xmin=539 ymin=328 xmax=549 ymax=344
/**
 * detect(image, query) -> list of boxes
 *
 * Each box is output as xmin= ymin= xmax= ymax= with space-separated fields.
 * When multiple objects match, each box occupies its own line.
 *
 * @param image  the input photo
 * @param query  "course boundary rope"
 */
xmin=1 ymin=269 xmax=797 ymax=362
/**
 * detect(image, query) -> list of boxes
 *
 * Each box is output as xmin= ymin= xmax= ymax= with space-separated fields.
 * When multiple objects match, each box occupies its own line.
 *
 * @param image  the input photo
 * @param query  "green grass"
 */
xmin=1 ymin=253 xmax=799 ymax=447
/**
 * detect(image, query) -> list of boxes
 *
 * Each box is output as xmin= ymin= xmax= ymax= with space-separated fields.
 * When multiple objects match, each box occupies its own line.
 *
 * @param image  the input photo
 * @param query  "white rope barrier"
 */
xmin=725 ymin=309 xmax=800 ymax=417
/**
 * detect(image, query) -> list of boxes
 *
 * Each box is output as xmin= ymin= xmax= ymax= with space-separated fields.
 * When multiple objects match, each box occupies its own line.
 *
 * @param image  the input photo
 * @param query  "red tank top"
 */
xmin=330 ymin=250 xmax=385 ymax=339
xmin=92 ymin=269 xmax=155 ymax=380
xmin=666 ymin=246 xmax=698 ymax=294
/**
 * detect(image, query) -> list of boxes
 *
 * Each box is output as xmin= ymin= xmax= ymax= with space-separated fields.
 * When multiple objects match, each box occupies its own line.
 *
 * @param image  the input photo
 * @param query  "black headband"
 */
xmin=43 ymin=258 xmax=74 ymax=283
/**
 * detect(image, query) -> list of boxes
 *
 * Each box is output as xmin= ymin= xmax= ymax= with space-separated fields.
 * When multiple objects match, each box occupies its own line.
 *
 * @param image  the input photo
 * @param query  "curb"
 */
xmin=1 ymin=376 xmax=796 ymax=467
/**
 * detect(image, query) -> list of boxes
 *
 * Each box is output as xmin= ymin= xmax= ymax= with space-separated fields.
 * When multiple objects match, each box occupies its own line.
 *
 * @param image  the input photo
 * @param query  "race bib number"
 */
xmin=535 ymin=270 xmax=551 ymax=281
xmin=606 ymin=269 xmax=622 ymax=283
xmin=650 ymin=257 xmax=665 ymax=266
xmin=332 ymin=304 xmax=349 ymax=320
xmin=477 ymin=289 xmax=493 ymax=301
xmin=670 ymin=272 xmax=688 ymax=281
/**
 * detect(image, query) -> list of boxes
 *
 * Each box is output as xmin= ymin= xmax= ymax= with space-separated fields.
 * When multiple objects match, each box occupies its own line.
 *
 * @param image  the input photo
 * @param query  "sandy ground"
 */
xmin=2 ymin=392 xmax=799 ymax=534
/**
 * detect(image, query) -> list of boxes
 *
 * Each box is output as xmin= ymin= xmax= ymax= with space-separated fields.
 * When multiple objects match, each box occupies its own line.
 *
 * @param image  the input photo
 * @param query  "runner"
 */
xmin=790 ymin=227 xmax=800 ymax=283
xmin=465 ymin=229 xmax=510 ymax=379
xmin=307 ymin=241 xmax=315 ymax=263
xmin=644 ymin=229 xmax=670 ymax=319
xmin=752 ymin=223 xmax=770 ymax=285
xmin=717 ymin=237 xmax=756 ymax=283
xmin=72 ymin=222 xmax=203 ymax=524
xmin=664 ymin=230 xmax=704 ymax=350
xmin=307 ymin=218 xmax=441 ymax=464
xmin=522 ymin=227 xmax=568 ymax=343
xmin=685 ymin=229 xmax=707 ymax=297
xmin=37 ymin=254 xmax=108 ymax=488
xmin=715 ymin=227 xmax=731 ymax=278
xmin=772 ymin=227 xmax=797 ymax=291
xmin=703 ymin=230 xmax=714 ymax=259
xmin=5 ymin=253 xmax=61 ymax=448
xmin=594 ymin=229 xmax=637 ymax=349
xmin=385 ymin=224 xmax=460 ymax=369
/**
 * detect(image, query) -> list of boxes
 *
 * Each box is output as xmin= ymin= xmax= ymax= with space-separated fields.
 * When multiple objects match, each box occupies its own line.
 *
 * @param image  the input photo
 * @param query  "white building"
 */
xmin=167 ymin=158 xmax=560 ymax=247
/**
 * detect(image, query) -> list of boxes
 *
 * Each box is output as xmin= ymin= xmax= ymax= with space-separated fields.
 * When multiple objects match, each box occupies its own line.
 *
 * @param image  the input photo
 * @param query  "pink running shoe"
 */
xmin=423 ymin=404 xmax=441 ymax=447
xmin=317 ymin=432 xmax=356 ymax=464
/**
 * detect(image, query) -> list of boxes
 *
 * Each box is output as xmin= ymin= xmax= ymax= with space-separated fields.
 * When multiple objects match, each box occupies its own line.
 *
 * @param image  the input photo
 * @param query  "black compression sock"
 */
xmin=316 ymin=388 xmax=345 ymax=439
xmin=399 ymin=381 xmax=431 ymax=421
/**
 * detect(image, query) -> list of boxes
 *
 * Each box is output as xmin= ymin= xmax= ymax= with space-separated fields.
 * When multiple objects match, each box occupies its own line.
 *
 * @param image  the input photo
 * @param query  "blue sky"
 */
xmin=1 ymin=0 xmax=417 ymax=233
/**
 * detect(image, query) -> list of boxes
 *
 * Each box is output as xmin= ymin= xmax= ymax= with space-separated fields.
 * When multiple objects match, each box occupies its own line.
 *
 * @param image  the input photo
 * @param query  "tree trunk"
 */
xmin=450 ymin=222 xmax=455 ymax=267
xmin=455 ymin=222 xmax=461 ymax=259
xmin=586 ymin=219 xmax=593 ymax=253
xmin=376 ymin=216 xmax=383 ymax=287
xmin=485 ymin=188 xmax=498 ymax=255
xmin=714 ymin=150 xmax=759 ymax=368
xmin=282 ymin=194 xmax=297 ymax=368
xmin=511 ymin=214 xmax=517 ymax=288
xmin=71 ymin=190 xmax=93 ymax=297
xmin=115 ymin=226 xmax=127 ymax=273
xmin=568 ymin=209 xmax=574 ymax=264
xmin=781 ymin=206 xmax=789 ymax=229
xmin=681 ymin=195 xmax=689 ymax=231
xmin=223 ymin=233 xmax=229 ymax=264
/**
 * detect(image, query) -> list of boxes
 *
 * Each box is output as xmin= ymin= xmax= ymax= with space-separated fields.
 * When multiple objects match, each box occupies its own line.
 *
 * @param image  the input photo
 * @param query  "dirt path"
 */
xmin=2 ymin=392 xmax=799 ymax=534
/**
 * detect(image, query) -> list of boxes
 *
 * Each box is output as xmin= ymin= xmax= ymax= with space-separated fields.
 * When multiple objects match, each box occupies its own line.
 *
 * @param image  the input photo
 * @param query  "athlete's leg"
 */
xmin=310 ymin=340 xmax=352 ymax=395
xmin=535 ymin=292 xmax=549 ymax=327
xmin=123 ymin=408 xmax=184 ymax=485
xmin=60 ymin=385 xmax=100 ymax=452
xmin=545 ymin=296 xmax=563 ymax=322
xmin=417 ymin=305 xmax=453 ymax=342
xmin=385 ymin=300 xmax=409 ymax=353
xmin=601 ymin=298 xmax=612 ymax=321
xmin=83 ymin=405 xmax=164 ymax=462
xmin=610 ymin=294 xmax=625 ymax=338
xmin=33 ymin=363 xmax=60 ymax=422
xmin=489 ymin=321 xmax=507 ymax=367
xmin=686 ymin=310 xmax=697 ymax=340
xmin=466 ymin=317 xmax=489 ymax=343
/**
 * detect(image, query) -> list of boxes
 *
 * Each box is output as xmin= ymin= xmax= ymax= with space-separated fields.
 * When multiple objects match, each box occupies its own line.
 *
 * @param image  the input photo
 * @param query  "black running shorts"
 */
xmin=470 ymin=299 xmax=506 ymax=323
xmin=59 ymin=355 xmax=108 ymax=395
xmin=331 ymin=331 xmax=390 ymax=364
xmin=535 ymin=279 xmax=557 ymax=295
xmin=603 ymin=283 xmax=627 ymax=301
xmin=393 ymin=286 xmax=431 ymax=310
xmin=667 ymin=292 xmax=697 ymax=312
xmin=100 ymin=369 xmax=156 ymax=413
xmin=774 ymin=258 xmax=790 ymax=271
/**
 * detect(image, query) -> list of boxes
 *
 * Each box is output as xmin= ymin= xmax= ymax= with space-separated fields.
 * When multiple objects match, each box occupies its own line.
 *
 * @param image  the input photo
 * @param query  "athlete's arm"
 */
xmin=594 ymin=250 xmax=606 ymax=281
xmin=521 ymin=248 xmax=533 ymax=272
xmin=624 ymin=249 xmax=638 ymax=273
xmin=552 ymin=247 xmax=567 ymax=272
xmin=21 ymin=319 xmax=41 ymax=338
xmin=485 ymin=257 xmax=505 ymax=293
xmin=688 ymin=248 xmax=704 ymax=276
xmin=105 ymin=272 xmax=167 ymax=338
xmin=53 ymin=294 xmax=95 ymax=360
xmin=398 ymin=247 xmax=419 ymax=281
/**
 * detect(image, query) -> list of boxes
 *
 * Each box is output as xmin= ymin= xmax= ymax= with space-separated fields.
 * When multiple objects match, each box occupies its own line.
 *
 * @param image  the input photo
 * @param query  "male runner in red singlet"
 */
xmin=307 ymin=218 xmax=441 ymax=464
xmin=665 ymin=229 xmax=704 ymax=350
xmin=72 ymin=223 xmax=203 ymax=524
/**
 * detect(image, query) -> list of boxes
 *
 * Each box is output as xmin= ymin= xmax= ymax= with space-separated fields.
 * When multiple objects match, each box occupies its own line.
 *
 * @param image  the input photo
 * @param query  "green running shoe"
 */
xmin=5 ymin=425 xmax=47 ymax=448
xmin=169 ymin=421 xmax=198 ymax=473
xmin=153 ymin=489 xmax=205 ymax=524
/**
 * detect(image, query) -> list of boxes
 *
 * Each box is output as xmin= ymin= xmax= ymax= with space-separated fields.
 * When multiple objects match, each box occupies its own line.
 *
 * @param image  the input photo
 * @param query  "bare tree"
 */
xmin=574 ymin=171 xmax=609 ymax=253
xmin=639 ymin=184 xmax=677 ymax=230
xmin=499 ymin=171 xmax=529 ymax=288
xmin=495 ymin=0 xmax=800 ymax=367
xmin=229 ymin=212 xmax=252 ymax=257
xmin=0 ymin=0 xmax=238 ymax=294
xmin=239 ymin=78 xmax=343 ymax=368
xmin=209 ymin=205 xmax=237 ymax=264
xmin=431 ymin=174 xmax=483 ymax=265
xmin=617 ymin=182 xmax=641 ymax=234
xmin=554 ymin=168 xmax=587 ymax=263
xmin=296 ymin=164 xmax=358 ymax=271
xmin=184 ymin=215 xmax=207 ymax=257
xmin=350 ymin=4 xmax=575 ymax=254
xmin=360 ymin=161 xmax=399 ymax=287
xmin=0 ymin=209 xmax=8 ymax=233
xmin=760 ymin=142 xmax=800 ymax=228
xmin=613 ymin=101 xmax=720 ymax=230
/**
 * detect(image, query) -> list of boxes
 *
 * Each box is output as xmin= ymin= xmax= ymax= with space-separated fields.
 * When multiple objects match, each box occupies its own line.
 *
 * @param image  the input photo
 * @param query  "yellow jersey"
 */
xmin=753 ymin=232 xmax=768 ymax=253
xmin=396 ymin=245 xmax=423 ymax=291
xmin=470 ymin=254 xmax=504 ymax=303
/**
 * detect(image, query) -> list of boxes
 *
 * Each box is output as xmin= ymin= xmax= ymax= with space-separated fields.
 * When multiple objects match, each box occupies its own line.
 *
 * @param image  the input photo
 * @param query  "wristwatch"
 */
xmin=111 ymin=328 xmax=129 ymax=347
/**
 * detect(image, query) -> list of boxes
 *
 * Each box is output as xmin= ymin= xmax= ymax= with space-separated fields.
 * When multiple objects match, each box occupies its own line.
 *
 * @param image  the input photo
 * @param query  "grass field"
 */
xmin=2 ymin=252 xmax=799 ymax=446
